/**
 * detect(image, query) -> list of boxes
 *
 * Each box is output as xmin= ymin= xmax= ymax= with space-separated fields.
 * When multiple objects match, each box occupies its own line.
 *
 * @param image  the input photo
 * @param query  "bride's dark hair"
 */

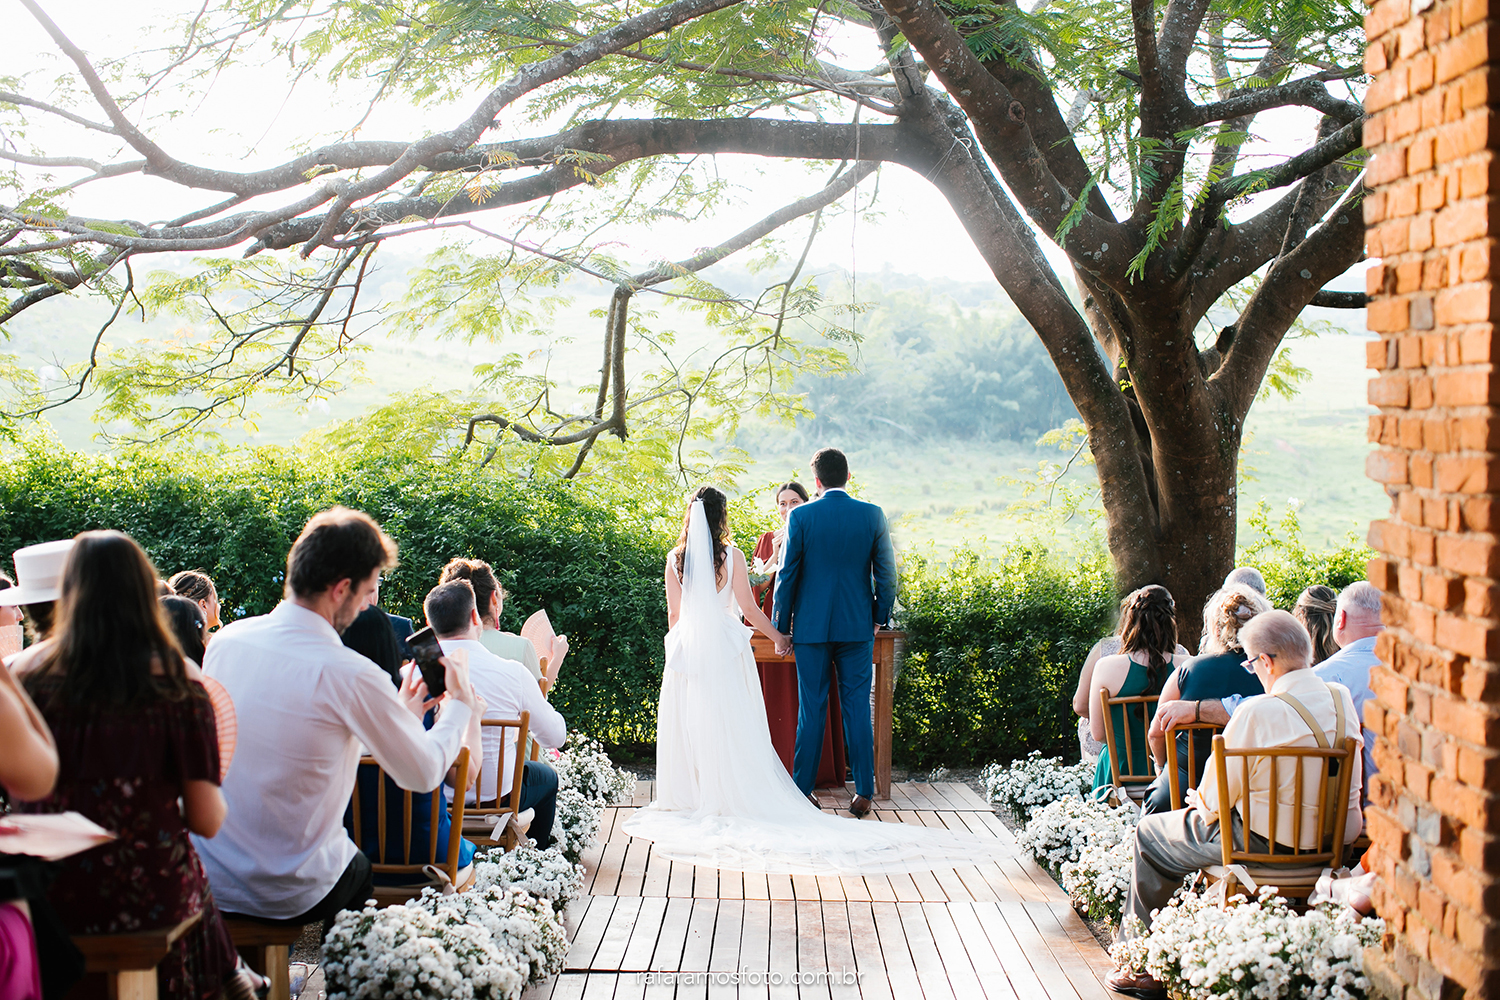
xmin=675 ymin=485 xmax=730 ymax=581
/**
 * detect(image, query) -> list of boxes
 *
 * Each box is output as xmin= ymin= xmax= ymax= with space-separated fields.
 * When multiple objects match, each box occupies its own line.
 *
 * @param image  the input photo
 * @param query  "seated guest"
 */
xmin=161 ymin=595 xmax=209 ymax=665
xmin=0 ymin=540 xmax=74 ymax=659
xmin=1314 ymin=581 xmax=1384 ymax=805
xmin=1088 ymin=586 xmax=1186 ymax=793
xmin=1107 ymin=611 xmax=1363 ymax=997
xmin=426 ymin=579 xmax=566 ymax=848
xmin=168 ymin=570 xmax=222 ymax=639
xmin=440 ymin=558 xmax=544 ymax=683
xmin=1073 ymin=628 xmax=1188 ymax=767
xmin=16 ymin=531 xmax=252 ymax=1000
xmin=1223 ymin=565 xmax=1267 ymax=596
xmin=1142 ymin=585 xmax=1269 ymax=814
xmin=344 ymin=653 xmax=482 ymax=887
xmin=341 ymin=606 xmax=405 ymax=686
xmin=0 ymin=650 xmax=59 ymax=1000
xmin=1294 ymin=585 xmax=1340 ymax=665
xmin=194 ymin=508 xmax=481 ymax=930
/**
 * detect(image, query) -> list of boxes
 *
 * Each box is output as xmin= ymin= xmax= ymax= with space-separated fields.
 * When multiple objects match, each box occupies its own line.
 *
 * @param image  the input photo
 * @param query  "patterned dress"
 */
xmin=17 ymin=679 xmax=238 ymax=1000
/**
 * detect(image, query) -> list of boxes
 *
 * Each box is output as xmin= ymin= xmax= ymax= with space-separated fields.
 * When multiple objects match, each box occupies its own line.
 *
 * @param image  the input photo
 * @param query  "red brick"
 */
xmin=1411 ymin=375 xmax=1435 ymax=408
xmin=1433 ymin=688 xmax=1500 ymax=740
xmin=1433 ymin=199 xmax=1491 ymax=244
xmin=1371 ymin=555 xmax=1399 ymax=591
xmin=1369 ymin=337 xmax=1397 ymax=369
xmin=1435 ymin=284 xmax=1500 ymax=324
xmin=1400 ymin=562 xmax=1425 ymax=600
xmin=1370 ymin=450 xmax=1412 ymax=485
xmin=1434 ymin=453 xmax=1500 ymax=491
xmin=1463 ymin=578 xmax=1500 ymax=616
xmin=1423 ymin=571 xmax=1464 ymax=609
xmin=1370 ymin=296 xmax=1414 ymax=332
xmin=1435 ymin=24 xmax=1496 ymax=83
xmin=1371 ymin=371 xmax=1413 ymax=406
xmin=1462 ymin=496 xmax=1500 ymax=530
xmin=1462 ymin=659 xmax=1500 ymax=701
xmin=1433 ymin=369 xmax=1500 ymax=405
xmin=1458 ymin=326 xmax=1494 ymax=361
xmin=1457 ymin=744 xmax=1500 ymax=787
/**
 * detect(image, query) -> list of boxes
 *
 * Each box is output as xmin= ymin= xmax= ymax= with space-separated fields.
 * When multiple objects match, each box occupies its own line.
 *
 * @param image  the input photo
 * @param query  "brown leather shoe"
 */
xmin=807 ymin=794 xmax=820 ymax=808
xmin=1106 ymin=969 xmax=1166 ymax=999
xmin=849 ymin=795 xmax=873 ymax=818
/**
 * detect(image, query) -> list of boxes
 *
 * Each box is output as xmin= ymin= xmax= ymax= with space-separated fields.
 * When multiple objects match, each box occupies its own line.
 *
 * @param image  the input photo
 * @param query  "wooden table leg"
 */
xmin=109 ymin=970 xmax=158 ymax=1000
xmin=874 ymin=634 xmax=894 ymax=800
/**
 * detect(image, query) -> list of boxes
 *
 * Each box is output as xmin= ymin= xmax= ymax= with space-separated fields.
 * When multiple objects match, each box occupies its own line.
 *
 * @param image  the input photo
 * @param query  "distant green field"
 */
xmin=6 ymin=263 xmax=1380 ymax=559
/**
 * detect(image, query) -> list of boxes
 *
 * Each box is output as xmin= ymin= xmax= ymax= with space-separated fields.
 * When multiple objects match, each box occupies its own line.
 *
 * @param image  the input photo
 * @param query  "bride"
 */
xmin=621 ymin=486 xmax=1014 ymax=875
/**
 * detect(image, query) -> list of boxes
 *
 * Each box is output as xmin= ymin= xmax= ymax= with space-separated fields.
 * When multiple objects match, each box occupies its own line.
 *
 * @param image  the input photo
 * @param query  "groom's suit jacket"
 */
xmin=772 ymin=489 xmax=897 ymax=643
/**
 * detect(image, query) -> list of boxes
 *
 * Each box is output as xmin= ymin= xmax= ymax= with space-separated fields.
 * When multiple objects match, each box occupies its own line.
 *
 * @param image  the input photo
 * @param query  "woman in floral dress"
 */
xmin=17 ymin=531 xmax=248 ymax=1000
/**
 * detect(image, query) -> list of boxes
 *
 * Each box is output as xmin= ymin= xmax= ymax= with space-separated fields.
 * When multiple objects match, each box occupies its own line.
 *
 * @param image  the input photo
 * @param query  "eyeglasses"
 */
xmin=1241 ymin=651 xmax=1276 ymax=673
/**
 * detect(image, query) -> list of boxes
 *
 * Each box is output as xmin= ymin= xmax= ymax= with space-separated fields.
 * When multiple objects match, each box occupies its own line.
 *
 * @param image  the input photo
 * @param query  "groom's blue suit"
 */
xmin=772 ymin=489 xmax=897 ymax=798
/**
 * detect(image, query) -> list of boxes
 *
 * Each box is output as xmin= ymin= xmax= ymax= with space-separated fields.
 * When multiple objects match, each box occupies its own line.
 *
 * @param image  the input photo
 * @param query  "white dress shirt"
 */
xmin=440 ymin=637 xmax=565 ymax=803
xmin=1195 ymin=667 xmax=1364 ymax=849
xmin=193 ymin=601 xmax=472 ymax=919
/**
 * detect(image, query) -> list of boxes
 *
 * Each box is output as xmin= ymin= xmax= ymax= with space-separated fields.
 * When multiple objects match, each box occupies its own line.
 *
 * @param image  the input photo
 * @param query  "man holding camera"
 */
xmin=194 ymin=508 xmax=481 ymax=928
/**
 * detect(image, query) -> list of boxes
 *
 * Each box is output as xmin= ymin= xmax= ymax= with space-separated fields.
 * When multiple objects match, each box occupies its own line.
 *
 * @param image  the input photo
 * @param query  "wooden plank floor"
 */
xmin=523 ymin=782 xmax=1112 ymax=999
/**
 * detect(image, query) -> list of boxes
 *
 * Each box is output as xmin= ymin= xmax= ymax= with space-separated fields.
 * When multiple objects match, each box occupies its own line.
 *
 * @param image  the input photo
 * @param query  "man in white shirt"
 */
xmin=194 ymin=507 xmax=481 ymax=928
xmin=426 ymin=579 xmax=566 ymax=849
xmin=438 ymin=557 xmax=546 ymax=682
xmin=1108 ymin=611 xmax=1363 ymax=998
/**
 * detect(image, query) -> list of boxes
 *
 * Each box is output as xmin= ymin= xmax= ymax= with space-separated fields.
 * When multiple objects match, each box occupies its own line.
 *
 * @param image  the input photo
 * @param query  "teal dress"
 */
xmin=1092 ymin=657 xmax=1159 ymax=792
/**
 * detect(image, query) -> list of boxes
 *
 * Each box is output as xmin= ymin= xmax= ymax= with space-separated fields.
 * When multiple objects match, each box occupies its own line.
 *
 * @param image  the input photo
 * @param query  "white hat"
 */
xmin=0 ymin=539 xmax=76 ymax=606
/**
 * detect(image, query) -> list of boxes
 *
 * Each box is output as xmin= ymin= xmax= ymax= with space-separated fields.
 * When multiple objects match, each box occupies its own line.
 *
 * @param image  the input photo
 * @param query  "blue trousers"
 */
xmin=793 ymin=640 xmax=874 ymax=798
xmin=518 ymin=760 xmax=559 ymax=850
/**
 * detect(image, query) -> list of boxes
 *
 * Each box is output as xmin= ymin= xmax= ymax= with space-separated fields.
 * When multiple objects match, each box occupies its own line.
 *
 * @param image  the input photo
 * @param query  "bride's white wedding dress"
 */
xmin=621 ymin=501 xmax=1014 ymax=875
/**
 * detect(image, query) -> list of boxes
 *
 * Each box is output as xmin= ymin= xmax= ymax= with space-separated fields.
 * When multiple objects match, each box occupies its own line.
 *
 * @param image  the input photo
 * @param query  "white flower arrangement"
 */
xmin=1017 ymin=794 xmax=1138 ymax=873
xmin=980 ymin=751 xmax=1093 ymax=822
xmin=471 ymin=845 xmax=585 ymax=915
xmin=1060 ymin=839 xmax=1134 ymax=923
xmin=422 ymin=886 xmax=569 ymax=987
xmin=550 ymin=783 xmax=601 ymax=865
xmin=1111 ymin=883 xmax=1386 ymax=1000
xmin=322 ymin=901 xmax=514 ymax=1000
xmin=553 ymin=731 xmax=637 ymax=809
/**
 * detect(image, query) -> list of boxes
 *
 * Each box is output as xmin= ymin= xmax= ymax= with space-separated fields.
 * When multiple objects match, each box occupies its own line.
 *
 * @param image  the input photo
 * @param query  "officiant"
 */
xmin=749 ymin=482 xmax=847 ymax=789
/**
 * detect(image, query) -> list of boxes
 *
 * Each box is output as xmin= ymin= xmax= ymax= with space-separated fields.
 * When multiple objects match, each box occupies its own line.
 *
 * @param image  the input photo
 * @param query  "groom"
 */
xmin=772 ymin=447 xmax=897 ymax=817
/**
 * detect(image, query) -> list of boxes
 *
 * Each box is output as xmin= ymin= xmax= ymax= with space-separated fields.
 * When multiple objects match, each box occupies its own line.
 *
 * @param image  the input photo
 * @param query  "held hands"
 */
xmin=398 ymin=657 xmax=481 ymax=719
xmin=773 ymin=630 xmax=792 ymax=657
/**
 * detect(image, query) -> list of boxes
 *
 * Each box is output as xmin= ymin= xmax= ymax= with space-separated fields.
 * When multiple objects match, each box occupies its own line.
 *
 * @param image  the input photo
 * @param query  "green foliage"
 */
xmin=1238 ymin=498 xmax=1372 ymax=609
xmin=0 ymin=443 xmax=687 ymax=747
xmin=893 ymin=544 xmax=1116 ymax=767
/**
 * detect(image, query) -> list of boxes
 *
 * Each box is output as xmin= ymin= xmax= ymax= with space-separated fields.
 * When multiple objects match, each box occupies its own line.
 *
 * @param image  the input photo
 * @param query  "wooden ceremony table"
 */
xmin=749 ymin=630 xmax=902 ymax=799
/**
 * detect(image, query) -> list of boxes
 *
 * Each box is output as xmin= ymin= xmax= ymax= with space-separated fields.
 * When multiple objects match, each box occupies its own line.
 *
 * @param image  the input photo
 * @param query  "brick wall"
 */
xmin=1363 ymin=0 xmax=1500 ymax=996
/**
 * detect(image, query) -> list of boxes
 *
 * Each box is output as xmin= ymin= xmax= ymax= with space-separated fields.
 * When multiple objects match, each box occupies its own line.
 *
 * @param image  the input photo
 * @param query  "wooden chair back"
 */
xmin=1098 ymin=688 xmax=1159 ymax=798
xmin=1164 ymin=721 xmax=1224 ymax=811
xmin=1210 ymin=734 xmax=1357 ymax=895
xmin=350 ymin=747 xmax=472 ymax=893
xmin=463 ymin=713 xmax=531 ymax=849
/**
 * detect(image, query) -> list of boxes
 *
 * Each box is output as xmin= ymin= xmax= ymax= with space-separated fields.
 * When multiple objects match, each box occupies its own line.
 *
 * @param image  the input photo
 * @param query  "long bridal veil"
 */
xmin=621 ymin=500 xmax=1014 ymax=875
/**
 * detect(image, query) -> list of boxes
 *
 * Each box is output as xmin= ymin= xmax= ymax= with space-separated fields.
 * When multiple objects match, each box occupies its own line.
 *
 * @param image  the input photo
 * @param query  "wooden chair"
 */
xmin=1164 ymin=721 xmax=1224 ymax=811
xmin=350 ymin=747 xmax=475 ymax=904
xmin=1203 ymin=733 xmax=1359 ymax=902
xmin=68 ymin=912 xmax=202 ymax=1000
xmin=1098 ymin=688 xmax=1160 ymax=802
xmin=221 ymin=918 xmax=301 ymax=1000
xmin=460 ymin=713 xmax=532 ymax=849
xmin=520 ymin=610 xmax=567 ymax=696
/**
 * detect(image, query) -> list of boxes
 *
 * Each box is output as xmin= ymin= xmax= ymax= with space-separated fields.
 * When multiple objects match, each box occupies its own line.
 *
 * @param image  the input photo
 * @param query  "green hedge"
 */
xmin=0 ymin=447 xmax=673 ymax=747
xmin=893 ymin=545 xmax=1116 ymax=768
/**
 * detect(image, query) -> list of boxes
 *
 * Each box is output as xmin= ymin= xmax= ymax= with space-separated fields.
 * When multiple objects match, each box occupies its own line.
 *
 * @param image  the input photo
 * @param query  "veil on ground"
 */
xmin=623 ymin=499 xmax=1015 ymax=875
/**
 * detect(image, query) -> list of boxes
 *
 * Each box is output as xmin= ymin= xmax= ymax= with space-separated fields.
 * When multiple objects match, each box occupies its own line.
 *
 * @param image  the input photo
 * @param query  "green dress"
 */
xmin=1092 ymin=657 xmax=1158 ymax=792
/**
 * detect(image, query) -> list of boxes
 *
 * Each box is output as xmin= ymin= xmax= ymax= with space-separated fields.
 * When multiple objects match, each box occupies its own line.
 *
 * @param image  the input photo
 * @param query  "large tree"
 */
xmin=0 ymin=0 xmax=1365 ymax=637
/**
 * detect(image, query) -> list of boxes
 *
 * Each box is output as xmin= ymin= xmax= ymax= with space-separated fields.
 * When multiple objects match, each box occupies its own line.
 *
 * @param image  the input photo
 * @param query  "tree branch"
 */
xmin=1192 ymin=72 xmax=1364 ymax=127
xmin=1309 ymin=289 xmax=1368 ymax=308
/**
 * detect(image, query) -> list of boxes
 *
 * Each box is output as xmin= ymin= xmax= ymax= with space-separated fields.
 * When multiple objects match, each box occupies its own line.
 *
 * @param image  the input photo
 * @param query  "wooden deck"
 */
xmin=523 ymin=781 xmax=1114 ymax=999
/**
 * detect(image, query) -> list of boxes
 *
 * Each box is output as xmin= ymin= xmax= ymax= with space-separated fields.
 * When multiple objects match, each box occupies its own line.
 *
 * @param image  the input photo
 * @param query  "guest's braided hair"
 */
xmin=1117 ymin=584 xmax=1177 ymax=694
xmin=675 ymin=485 xmax=730 ymax=585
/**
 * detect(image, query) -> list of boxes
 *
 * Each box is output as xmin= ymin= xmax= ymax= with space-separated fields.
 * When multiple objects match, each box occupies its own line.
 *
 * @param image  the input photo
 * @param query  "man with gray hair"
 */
xmin=1223 ymin=565 xmax=1267 ymax=595
xmin=1108 ymin=610 xmax=1363 ymax=997
xmin=1313 ymin=581 xmax=1384 ymax=801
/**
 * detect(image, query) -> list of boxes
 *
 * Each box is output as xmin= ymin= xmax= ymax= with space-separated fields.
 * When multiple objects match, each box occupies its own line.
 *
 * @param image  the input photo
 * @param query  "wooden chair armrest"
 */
xmin=73 ymin=912 xmax=203 ymax=972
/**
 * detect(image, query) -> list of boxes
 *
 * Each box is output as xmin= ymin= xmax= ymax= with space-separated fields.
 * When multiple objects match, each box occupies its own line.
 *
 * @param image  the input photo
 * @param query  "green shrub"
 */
xmin=1238 ymin=499 xmax=1373 ymax=609
xmin=0 ymin=446 xmax=675 ymax=747
xmin=893 ymin=544 xmax=1115 ymax=768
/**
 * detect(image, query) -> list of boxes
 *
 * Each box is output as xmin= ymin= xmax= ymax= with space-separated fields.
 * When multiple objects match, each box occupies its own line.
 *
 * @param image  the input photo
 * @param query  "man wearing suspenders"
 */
xmin=1109 ymin=610 xmax=1365 ymax=999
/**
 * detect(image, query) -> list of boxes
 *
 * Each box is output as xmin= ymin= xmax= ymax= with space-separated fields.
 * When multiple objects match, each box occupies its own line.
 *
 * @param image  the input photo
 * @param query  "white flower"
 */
xmin=980 ymin=751 xmax=1093 ymax=823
